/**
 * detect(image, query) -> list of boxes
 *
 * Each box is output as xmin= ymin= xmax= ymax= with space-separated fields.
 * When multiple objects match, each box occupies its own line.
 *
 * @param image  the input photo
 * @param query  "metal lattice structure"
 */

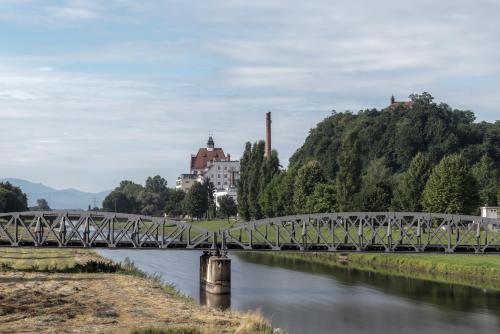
xmin=1 ymin=211 xmax=499 ymax=253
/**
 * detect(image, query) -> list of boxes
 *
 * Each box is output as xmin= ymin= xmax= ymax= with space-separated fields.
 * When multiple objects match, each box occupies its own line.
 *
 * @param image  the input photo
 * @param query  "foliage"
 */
xmin=164 ymin=189 xmax=186 ymax=217
xmin=305 ymin=183 xmax=338 ymax=213
xmin=0 ymin=182 xmax=28 ymax=213
xmin=421 ymin=154 xmax=480 ymax=214
xmin=182 ymin=182 xmax=208 ymax=219
xmin=471 ymin=154 xmax=499 ymax=206
xmin=336 ymin=131 xmax=362 ymax=211
xmin=217 ymin=195 xmax=237 ymax=220
xmin=293 ymin=160 xmax=325 ymax=213
xmin=392 ymin=152 xmax=430 ymax=211
xmin=238 ymin=140 xmax=280 ymax=220
xmin=30 ymin=198 xmax=51 ymax=211
xmin=358 ymin=158 xmax=392 ymax=211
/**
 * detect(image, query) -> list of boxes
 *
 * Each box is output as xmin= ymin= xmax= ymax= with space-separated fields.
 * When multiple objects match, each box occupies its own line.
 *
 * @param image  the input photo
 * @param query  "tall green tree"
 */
xmin=392 ymin=152 xmax=430 ymax=211
xmin=102 ymin=191 xmax=136 ymax=213
xmin=336 ymin=131 xmax=362 ymax=211
xmin=183 ymin=182 xmax=208 ymax=219
xmin=305 ymin=183 xmax=338 ymax=213
xmin=358 ymin=158 xmax=393 ymax=211
xmin=471 ymin=155 xmax=499 ymax=206
xmin=165 ymin=189 xmax=186 ymax=217
xmin=218 ymin=195 xmax=237 ymax=220
xmin=421 ymin=154 xmax=480 ymax=214
xmin=238 ymin=142 xmax=252 ymax=220
xmin=0 ymin=182 xmax=28 ymax=213
xmin=293 ymin=160 xmax=325 ymax=213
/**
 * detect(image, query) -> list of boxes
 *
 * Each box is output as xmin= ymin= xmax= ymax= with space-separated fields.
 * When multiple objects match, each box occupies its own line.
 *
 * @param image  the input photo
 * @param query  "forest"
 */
xmin=238 ymin=93 xmax=500 ymax=220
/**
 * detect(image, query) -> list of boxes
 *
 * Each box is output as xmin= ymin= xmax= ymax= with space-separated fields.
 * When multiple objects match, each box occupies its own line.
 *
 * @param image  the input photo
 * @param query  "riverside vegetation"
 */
xmin=250 ymin=251 xmax=500 ymax=291
xmin=0 ymin=248 xmax=276 ymax=334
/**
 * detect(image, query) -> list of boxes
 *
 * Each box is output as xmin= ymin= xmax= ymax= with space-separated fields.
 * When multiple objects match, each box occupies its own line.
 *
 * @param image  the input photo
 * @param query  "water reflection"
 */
xmin=199 ymin=289 xmax=231 ymax=310
xmin=236 ymin=252 xmax=500 ymax=315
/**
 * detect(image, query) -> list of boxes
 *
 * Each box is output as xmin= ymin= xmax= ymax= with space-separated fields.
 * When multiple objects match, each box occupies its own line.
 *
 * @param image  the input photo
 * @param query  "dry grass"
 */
xmin=0 ymin=248 xmax=276 ymax=334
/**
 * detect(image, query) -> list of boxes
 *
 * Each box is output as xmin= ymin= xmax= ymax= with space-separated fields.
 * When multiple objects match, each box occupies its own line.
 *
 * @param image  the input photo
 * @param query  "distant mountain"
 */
xmin=0 ymin=178 xmax=110 ymax=210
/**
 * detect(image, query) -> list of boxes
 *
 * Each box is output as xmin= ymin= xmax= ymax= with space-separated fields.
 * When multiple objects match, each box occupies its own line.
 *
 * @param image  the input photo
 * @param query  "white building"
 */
xmin=480 ymin=206 xmax=499 ymax=219
xmin=175 ymin=174 xmax=197 ymax=192
xmin=198 ymin=160 xmax=240 ymax=190
xmin=214 ymin=187 xmax=238 ymax=208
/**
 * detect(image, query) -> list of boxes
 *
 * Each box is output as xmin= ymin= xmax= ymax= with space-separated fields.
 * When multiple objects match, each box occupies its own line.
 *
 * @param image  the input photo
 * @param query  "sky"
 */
xmin=0 ymin=0 xmax=499 ymax=192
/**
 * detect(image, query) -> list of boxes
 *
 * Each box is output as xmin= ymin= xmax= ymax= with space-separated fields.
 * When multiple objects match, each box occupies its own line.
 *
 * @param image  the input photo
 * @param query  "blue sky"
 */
xmin=0 ymin=0 xmax=499 ymax=192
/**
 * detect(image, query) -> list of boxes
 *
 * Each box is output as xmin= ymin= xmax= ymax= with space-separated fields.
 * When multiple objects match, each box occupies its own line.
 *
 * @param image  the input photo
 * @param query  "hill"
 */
xmin=289 ymin=93 xmax=500 ymax=179
xmin=0 ymin=178 xmax=110 ymax=210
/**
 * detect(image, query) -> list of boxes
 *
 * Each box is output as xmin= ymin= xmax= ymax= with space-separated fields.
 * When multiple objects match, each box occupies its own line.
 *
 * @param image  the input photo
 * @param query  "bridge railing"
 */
xmin=1 ymin=211 xmax=499 ymax=253
xmin=221 ymin=212 xmax=500 ymax=253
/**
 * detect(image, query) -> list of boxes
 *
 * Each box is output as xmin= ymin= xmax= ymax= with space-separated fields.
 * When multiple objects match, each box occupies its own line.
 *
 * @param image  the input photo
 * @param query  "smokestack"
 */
xmin=265 ymin=112 xmax=272 ymax=158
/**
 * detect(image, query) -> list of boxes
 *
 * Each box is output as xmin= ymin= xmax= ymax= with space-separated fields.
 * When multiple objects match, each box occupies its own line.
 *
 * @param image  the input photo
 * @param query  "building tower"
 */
xmin=207 ymin=135 xmax=215 ymax=151
xmin=265 ymin=112 xmax=272 ymax=158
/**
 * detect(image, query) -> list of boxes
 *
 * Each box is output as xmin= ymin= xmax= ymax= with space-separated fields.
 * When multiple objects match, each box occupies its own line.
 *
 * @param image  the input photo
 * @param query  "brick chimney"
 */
xmin=265 ymin=112 xmax=272 ymax=158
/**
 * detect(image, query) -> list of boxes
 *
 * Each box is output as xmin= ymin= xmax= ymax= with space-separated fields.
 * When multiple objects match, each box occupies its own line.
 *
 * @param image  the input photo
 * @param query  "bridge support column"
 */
xmin=200 ymin=251 xmax=231 ymax=295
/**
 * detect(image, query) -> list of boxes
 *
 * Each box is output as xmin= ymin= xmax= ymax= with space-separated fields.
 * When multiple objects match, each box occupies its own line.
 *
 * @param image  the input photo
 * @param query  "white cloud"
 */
xmin=0 ymin=0 xmax=499 ymax=191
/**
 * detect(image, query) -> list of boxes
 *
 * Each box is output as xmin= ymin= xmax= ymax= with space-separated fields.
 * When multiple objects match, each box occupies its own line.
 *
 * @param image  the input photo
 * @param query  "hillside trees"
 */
xmin=336 ymin=131 xmax=362 ymax=211
xmin=392 ymin=152 xmax=430 ymax=211
xmin=238 ymin=93 xmax=498 ymax=219
xmin=472 ymin=155 xmax=499 ymax=206
xmin=293 ymin=160 xmax=325 ymax=213
xmin=421 ymin=154 xmax=480 ymax=214
xmin=0 ymin=182 xmax=28 ymax=213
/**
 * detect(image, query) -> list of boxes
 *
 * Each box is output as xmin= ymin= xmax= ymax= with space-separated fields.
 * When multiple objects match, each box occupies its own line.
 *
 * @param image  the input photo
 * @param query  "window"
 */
xmin=218 ymin=166 xmax=221 ymax=170
xmin=224 ymin=166 xmax=227 ymax=170
xmin=217 ymin=182 xmax=221 ymax=185
xmin=218 ymin=174 xmax=221 ymax=178
xmin=224 ymin=174 xmax=227 ymax=178
xmin=224 ymin=181 xmax=227 ymax=185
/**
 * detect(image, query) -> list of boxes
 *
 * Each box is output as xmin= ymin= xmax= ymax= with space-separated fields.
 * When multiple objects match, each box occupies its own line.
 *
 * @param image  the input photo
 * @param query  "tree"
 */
xmin=472 ymin=155 xmax=498 ymax=206
xmin=103 ymin=180 xmax=143 ymax=213
xmin=102 ymin=190 xmax=135 ymax=213
xmin=203 ymin=178 xmax=216 ymax=219
xmin=238 ymin=142 xmax=252 ymax=220
xmin=358 ymin=158 xmax=393 ymax=211
xmin=421 ymin=154 xmax=480 ymax=214
xmin=0 ymin=182 xmax=28 ymax=213
xmin=165 ymin=189 xmax=185 ymax=217
xmin=336 ymin=131 xmax=362 ymax=211
xmin=140 ymin=175 xmax=169 ymax=215
xmin=218 ymin=195 xmax=237 ymax=220
xmin=392 ymin=152 xmax=430 ymax=211
xmin=183 ymin=182 xmax=208 ymax=219
xmin=293 ymin=160 xmax=325 ymax=213
xmin=33 ymin=198 xmax=51 ymax=211
xmin=305 ymin=183 xmax=338 ymax=213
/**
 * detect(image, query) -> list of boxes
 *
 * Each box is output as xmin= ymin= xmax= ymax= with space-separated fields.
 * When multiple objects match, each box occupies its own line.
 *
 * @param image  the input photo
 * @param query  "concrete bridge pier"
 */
xmin=200 ymin=251 xmax=231 ymax=295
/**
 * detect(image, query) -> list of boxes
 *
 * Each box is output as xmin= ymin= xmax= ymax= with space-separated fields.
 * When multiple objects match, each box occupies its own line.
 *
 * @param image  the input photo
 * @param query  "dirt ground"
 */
xmin=0 ymin=271 xmax=262 ymax=333
xmin=0 ymin=249 xmax=269 ymax=334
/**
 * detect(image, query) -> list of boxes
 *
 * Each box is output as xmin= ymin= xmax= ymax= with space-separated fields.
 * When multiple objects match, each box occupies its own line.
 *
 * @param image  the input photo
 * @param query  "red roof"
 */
xmin=190 ymin=148 xmax=226 ymax=171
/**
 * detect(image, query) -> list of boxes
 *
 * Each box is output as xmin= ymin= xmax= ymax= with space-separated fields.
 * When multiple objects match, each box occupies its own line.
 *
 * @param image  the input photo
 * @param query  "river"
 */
xmin=98 ymin=250 xmax=500 ymax=334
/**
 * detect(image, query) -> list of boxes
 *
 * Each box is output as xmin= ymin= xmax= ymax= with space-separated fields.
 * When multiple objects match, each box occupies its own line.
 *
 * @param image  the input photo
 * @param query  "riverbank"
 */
xmin=251 ymin=252 xmax=500 ymax=291
xmin=0 ymin=248 xmax=275 ymax=334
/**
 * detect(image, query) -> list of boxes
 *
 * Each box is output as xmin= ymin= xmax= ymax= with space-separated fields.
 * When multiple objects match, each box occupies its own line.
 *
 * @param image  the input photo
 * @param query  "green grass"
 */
xmin=263 ymin=252 xmax=500 ymax=291
xmin=190 ymin=219 xmax=237 ymax=231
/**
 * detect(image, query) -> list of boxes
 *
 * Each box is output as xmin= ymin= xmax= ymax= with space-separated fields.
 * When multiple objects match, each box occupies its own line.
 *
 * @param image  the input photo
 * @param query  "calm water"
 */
xmin=98 ymin=250 xmax=500 ymax=334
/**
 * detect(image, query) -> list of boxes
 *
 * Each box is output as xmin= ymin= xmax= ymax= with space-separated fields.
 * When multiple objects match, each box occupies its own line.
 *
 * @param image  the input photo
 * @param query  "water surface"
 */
xmin=98 ymin=249 xmax=500 ymax=334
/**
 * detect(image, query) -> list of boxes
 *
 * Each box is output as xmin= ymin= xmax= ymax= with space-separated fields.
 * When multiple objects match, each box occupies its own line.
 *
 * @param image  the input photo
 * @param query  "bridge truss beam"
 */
xmin=0 ymin=211 xmax=499 ymax=253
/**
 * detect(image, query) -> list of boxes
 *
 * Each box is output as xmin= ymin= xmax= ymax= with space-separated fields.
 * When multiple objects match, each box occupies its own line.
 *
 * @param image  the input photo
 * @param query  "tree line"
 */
xmin=102 ymin=175 xmax=237 ymax=219
xmin=237 ymin=93 xmax=500 ymax=219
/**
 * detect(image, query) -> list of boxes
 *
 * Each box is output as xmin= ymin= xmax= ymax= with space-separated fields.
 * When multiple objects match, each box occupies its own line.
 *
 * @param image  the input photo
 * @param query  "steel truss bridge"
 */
xmin=0 ymin=211 xmax=499 ymax=253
